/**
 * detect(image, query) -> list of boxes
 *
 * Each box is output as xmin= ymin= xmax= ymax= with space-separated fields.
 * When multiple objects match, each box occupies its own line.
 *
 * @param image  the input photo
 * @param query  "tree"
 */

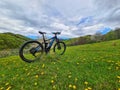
xmin=91 ymin=32 xmax=103 ymax=42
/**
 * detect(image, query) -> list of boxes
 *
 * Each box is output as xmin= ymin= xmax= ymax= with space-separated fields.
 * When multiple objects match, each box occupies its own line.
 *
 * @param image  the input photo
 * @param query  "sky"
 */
xmin=0 ymin=0 xmax=120 ymax=38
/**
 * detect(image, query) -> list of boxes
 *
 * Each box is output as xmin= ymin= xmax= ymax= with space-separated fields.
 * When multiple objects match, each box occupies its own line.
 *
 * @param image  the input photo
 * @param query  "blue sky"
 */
xmin=0 ymin=0 xmax=120 ymax=38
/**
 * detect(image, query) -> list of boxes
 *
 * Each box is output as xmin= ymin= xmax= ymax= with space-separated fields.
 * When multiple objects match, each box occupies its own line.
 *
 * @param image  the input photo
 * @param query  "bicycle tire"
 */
xmin=53 ymin=41 xmax=66 ymax=55
xmin=19 ymin=40 xmax=43 ymax=63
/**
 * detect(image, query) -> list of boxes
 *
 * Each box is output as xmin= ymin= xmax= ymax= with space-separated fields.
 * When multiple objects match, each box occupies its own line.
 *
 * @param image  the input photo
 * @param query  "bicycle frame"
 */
xmin=42 ymin=34 xmax=59 ymax=53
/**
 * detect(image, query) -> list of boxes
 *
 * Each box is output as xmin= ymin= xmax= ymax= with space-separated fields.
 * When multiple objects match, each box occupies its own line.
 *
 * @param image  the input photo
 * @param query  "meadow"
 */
xmin=0 ymin=39 xmax=120 ymax=90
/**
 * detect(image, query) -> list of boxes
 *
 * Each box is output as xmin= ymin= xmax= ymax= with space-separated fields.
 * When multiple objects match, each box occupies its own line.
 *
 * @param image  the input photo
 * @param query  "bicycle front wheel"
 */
xmin=53 ymin=42 xmax=66 ymax=55
xmin=19 ymin=41 xmax=43 ymax=63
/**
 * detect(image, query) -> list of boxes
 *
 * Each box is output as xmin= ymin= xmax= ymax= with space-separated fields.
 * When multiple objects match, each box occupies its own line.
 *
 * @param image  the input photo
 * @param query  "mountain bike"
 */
xmin=19 ymin=31 xmax=66 ymax=63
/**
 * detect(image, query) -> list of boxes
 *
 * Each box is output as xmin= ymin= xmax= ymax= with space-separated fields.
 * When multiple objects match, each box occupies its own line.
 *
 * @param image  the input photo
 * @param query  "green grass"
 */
xmin=0 ymin=40 xmax=120 ymax=90
xmin=0 ymin=33 xmax=30 ymax=50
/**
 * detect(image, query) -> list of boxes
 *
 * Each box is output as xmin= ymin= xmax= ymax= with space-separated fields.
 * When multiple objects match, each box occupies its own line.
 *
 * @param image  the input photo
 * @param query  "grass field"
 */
xmin=0 ymin=40 xmax=120 ymax=90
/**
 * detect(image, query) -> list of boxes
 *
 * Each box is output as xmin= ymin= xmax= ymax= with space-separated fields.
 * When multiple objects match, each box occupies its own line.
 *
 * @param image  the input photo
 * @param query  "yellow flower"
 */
xmin=117 ymin=76 xmax=120 ymax=79
xmin=68 ymin=75 xmax=72 ymax=78
xmin=6 ymin=86 xmax=11 ymax=90
xmin=116 ymin=67 xmax=119 ymax=70
xmin=118 ymin=88 xmax=120 ymax=90
xmin=0 ymin=87 xmax=4 ymax=90
xmin=75 ymin=78 xmax=78 ymax=82
xmin=2 ymin=74 xmax=5 ymax=77
xmin=84 ymin=81 xmax=88 ymax=85
xmin=34 ymin=82 xmax=37 ymax=85
xmin=69 ymin=84 xmax=72 ymax=88
xmin=27 ymin=72 xmax=30 ymax=76
xmin=51 ymin=80 xmax=54 ymax=84
xmin=53 ymin=62 xmax=56 ymax=64
xmin=88 ymin=87 xmax=92 ymax=90
xmin=41 ymin=72 xmax=44 ymax=75
xmin=85 ymin=88 xmax=88 ymax=90
xmin=35 ymin=75 xmax=39 ymax=78
xmin=5 ymin=82 xmax=9 ymax=86
xmin=57 ymin=67 xmax=59 ymax=70
xmin=52 ymin=85 xmax=56 ymax=89
xmin=73 ymin=85 xmax=77 ymax=89
xmin=42 ymin=64 xmax=45 ymax=68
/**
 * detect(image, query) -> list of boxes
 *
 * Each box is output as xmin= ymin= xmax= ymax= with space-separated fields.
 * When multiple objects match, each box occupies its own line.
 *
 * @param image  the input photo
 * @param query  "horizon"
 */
xmin=0 ymin=0 xmax=120 ymax=38
xmin=0 ymin=28 xmax=113 ymax=40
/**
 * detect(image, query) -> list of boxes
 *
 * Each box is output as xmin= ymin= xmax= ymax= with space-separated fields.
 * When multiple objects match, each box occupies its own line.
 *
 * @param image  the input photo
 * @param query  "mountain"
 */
xmin=65 ymin=28 xmax=120 ymax=46
xmin=0 ymin=32 xmax=31 ymax=50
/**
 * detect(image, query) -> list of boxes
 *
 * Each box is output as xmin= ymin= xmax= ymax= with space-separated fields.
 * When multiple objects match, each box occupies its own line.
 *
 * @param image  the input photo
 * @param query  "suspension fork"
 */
xmin=56 ymin=38 xmax=61 ymax=49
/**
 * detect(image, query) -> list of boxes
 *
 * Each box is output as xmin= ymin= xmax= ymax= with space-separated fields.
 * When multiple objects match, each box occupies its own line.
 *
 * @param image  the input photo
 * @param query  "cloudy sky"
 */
xmin=0 ymin=0 xmax=120 ymax=38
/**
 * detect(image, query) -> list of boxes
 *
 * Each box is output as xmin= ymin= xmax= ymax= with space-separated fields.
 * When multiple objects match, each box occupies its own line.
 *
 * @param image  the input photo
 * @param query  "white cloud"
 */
xmin=82 ymin=24 xmax=104 ymax=35
xmin=0 ymin=0 xmax=120 ymax=38
xmin=50 ymin=22 xmax=70 ymax=31
xmin=83 ymin=24 xmax=104 ymax=31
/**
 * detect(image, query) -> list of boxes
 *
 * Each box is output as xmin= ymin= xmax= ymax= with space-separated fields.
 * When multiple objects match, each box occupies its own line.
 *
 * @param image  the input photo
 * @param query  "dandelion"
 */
xmin=27 ymin=72 xmax=30 ymax=76
xmin=2 ymin=74 xmax=5 ymax=77
xmin=73 ymin=85 xmax=77 ymax=89
xmin=6 ymin=86 xmax=11 ymax=90
xmin=116 ymin=67 xmax=119 ymax=70
xmin=52 ymin=85 xmax=56 ymax=89
xmin=68 ymin=75 xmax=72 ymax=78
xmin=84 ymin=81 xmax=88 ymax=85
xmin=117 ymin=76 xmax=120 ymax=79
xmin=35 ymin=75 xmax=39 ymax=78
xmin=57 ymin=67 xmax=59 ymax=70
xmin=75 ymin=78 xmax=78 ymax=82
xmin=51 ymin=80 xmax=54 ymax=84
xmin=118 ymin=88 xmax=120 ymax=90
xmin=34 ymin=82 xmax=37 ymax=86
xmin=5 ymin=82 xmax=9 ymax=86
xmin=42 ymin=64 xmax=45 ymax=68
xmin=41 ymin=72 xmax=44 ymax=75
xmin=88 ymin=87 xmax=92 ymax=90
xmin=21 ymin=78 xmax=24 ymax=80
xmin=0 ymin=87 xmax=4 ymax=90
xmin=85 ymin=88 xmax=88 ymax=90
xmin=53 ymin=62 xmax=56 ymax=64
xmin=16 ymin=74 xmax=19 ymax=77
xmin=69 ymin=84 xmax=72 ymax=88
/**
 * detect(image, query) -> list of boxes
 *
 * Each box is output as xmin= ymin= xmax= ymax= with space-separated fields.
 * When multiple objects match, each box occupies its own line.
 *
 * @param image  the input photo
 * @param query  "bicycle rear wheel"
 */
xmin=53 ymin=42 xmax=66 ymax=55
xmin=19 ymin=41 xmax=43 ymax=63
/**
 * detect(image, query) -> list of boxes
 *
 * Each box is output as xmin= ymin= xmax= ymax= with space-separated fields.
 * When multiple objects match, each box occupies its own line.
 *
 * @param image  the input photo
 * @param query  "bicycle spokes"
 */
xmin=54 ymin=42 xmax=66 ymax=55
xmin=21 ymin=41 xmax=43 ymax=62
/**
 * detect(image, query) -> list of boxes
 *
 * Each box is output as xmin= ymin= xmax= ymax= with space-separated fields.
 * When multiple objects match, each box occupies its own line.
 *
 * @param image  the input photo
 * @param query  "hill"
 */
xmin=0 ymin=32 xmax=30 ymax=50
xmin=0 ymin=39 xmax=120 ymax=90
xmin=65 ymin=28 xmax=120 ymax=46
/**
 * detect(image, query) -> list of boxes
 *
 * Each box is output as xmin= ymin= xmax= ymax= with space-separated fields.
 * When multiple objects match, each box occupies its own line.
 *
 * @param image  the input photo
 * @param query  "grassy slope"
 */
xmin=64 ymin=37 xmax=79 ymax=45
xmin=0 ymin=40 xmax=120 ymax=90
xmin=0 ymin=33 xmax=30 ymax=50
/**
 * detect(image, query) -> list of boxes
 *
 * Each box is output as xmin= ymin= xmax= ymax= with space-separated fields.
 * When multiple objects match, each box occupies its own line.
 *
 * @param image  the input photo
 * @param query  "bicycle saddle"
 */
xmin=39 ymin=31 xmax=46 ymax=34
xmin=52 ymin=32 xmax=61 ymax=35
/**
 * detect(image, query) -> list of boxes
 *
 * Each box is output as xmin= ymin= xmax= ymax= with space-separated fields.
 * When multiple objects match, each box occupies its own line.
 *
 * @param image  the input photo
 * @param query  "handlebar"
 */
xmin=52 ymin=32 xmax=61 ymax=35
xmin=39 ymin=31 xmax=61 ymax=35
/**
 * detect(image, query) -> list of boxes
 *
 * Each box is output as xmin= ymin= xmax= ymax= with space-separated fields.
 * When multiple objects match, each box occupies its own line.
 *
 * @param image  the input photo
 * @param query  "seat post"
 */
xmin=42 ymin=34 xmax=46 ymax=43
